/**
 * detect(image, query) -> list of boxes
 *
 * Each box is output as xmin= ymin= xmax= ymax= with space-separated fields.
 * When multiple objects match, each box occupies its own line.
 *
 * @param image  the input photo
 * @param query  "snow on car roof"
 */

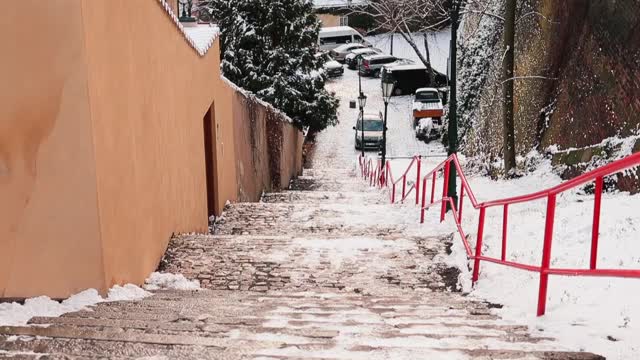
xmin=385 ymin=63 xmax=427 ymax=71
xmin=320 ymin=26 xmax=357 ymax=33
xmin=361 ymin=112 xmax=382 ymax=120
xmin=416 ymin=87 xmax=439 ymax=93
xmin=361 ymin=54 xmax=396 ymax=60
xmin=351 ymin=48 xmax=380 ymax=55
xmin=333 ymin=43 xmax=365 ymax=51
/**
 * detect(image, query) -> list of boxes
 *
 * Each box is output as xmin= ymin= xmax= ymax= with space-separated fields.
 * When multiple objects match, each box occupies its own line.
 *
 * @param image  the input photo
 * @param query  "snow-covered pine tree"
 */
xmin=200 ymin=0 xmax=339 ymax=132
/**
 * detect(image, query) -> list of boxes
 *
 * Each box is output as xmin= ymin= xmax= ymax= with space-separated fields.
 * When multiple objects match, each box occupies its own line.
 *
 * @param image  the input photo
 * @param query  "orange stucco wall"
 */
xmin=80 ymin=0 xmax=231 ymax=290
xmin=1 ymin=0 xmax=302 ymax=299
xmin=228 ymin=86 xmax=304 ymax=202
xmin=0 ymin=1 xmax=105 ymax=298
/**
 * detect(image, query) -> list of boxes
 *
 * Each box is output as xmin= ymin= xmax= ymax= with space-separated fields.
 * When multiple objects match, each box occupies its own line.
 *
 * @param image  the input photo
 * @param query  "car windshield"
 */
xmin=357 ymin=119 xmax=384 ymax=131
xmin=416 ymin=91 xmax=439 ymax=102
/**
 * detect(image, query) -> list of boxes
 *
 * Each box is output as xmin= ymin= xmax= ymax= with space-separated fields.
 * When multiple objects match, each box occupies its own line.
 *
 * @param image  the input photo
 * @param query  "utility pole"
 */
xmin=358 ymin=58 xmax=366 ymax=157
xmin=447 ymin=0 xmax=462 ymax=210
xmin=502 ymin=0 xmax=517 ymax=174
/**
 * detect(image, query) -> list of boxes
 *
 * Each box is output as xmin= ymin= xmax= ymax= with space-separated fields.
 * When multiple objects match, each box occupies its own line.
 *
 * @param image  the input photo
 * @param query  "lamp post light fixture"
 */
xmin=358 ymin=92 xmax=367 ymax=157
xmin=381 ymin=73 xmax=395 ymax=169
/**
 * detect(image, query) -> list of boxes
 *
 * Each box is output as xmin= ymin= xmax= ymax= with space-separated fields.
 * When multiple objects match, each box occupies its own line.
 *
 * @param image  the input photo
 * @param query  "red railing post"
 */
xmin=420 ymin=177 xmax=428 ymax=223
xmin=402 ymin=176 xmax=407 ymax=202
xmin=472 ymin=206 xmax=486 ymax=284
xmin=591 ymin=176 xmax=604 ymax=270
xmin=537 ymin=194 xmax=557 ymax=317
xmin=416 ymin=156 xmax=422 ymax=205
xmin=441 ymin=161 xmax=451 ymax=222
xmin=391 ymin=183 xmax=396 ymax=203
xmin=458 ymin=185 xmax=465 ymax=223
xmin=502 ymin=204 xmax=509 ymax=262
xmin=431 ymin=172 xmax=436 ymax=204
xmin=386 ymin=162 xmax=390 ymax=187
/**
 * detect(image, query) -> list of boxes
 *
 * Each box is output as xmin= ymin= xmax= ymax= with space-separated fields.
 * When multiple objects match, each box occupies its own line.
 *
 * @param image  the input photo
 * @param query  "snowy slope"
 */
xmin=322 ymin=27 xmax=640 ymax=360
xmin=385 ymin=154 xmax=640 ymax=359
xmin=366 ymin=31 xmax=451 ymax=74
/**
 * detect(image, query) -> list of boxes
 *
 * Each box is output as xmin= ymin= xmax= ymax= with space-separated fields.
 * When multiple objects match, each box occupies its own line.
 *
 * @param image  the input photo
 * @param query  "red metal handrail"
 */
xmin=358 ymin=151 xmax=640 ymax=316
xmin=383 ymin=155 xmax=423 ymax=204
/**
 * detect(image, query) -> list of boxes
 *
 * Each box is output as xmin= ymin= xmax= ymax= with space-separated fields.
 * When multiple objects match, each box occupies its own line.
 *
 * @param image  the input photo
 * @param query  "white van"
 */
xmin=319 ymin=26 xmax=370 ymax=52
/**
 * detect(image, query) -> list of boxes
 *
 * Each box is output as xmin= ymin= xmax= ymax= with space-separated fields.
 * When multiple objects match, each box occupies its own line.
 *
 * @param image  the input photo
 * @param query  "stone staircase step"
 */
xmin=0 ymin=165 xmax=604 ymax=359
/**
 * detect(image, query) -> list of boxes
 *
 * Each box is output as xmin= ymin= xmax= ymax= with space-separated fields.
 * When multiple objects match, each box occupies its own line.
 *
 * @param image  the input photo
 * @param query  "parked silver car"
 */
xmin=330 ymin=43 xmax=369 ymax=63
xmin=359 ymin=54 xmax=412 ymax=77
xmin=353 ymin=112 xmax=385 ymax=150
xmin=317 ymin=52 xmax=344 ymax=78
xmin=345 ymin=48 xmax=383 ymax=70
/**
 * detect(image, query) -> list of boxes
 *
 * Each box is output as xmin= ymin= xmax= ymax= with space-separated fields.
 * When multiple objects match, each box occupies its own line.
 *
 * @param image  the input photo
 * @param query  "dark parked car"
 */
xmin=381 ymin=63 xmax=449 ymax=96
xmin=359 ymin=54 xmax=401 ymax=77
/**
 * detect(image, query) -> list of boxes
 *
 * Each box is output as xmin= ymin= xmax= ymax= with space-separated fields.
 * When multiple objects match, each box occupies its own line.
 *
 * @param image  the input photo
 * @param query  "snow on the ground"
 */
xmin=321 ymin=27 xmax=640 ymax=359
xmin=384 ymin=154 xmax=640 ymax=359
xmin=0 ymin=285 xmax=150 ymax=327
xmin=144 ymin=272 xmax=201 ymax=291
xmin=366 ymin=31 xmax=451 ymax=74
xmin=317 ymin=40 xmax=448 ymax=170
xmin=0 ymin=272 xmax=202 ymax=327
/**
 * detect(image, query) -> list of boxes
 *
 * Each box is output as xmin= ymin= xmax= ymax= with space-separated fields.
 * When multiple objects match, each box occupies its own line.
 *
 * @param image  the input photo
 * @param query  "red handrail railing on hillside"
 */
xmin=358 ymin=151 xmax=640 ymax=316
xmin=383 ymin=155 xmax=423 ymax=204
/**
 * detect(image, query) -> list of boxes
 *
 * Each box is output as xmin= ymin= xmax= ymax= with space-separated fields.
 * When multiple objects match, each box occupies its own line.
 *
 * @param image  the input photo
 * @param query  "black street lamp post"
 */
xmin=447 ymin=1 xmax=463 ymax=210
xmin=358 ymin=93 xmax=367 ymax=157
xmin=381 ymin=75 xmax=395 ymax=169
xmin=357 ymin=57 xmax=367 ymax=157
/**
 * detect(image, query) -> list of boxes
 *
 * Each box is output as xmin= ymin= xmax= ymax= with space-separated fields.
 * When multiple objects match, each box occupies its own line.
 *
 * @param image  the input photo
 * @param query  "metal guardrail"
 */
xmin=359 ymin=151 xmax=640 ymax=316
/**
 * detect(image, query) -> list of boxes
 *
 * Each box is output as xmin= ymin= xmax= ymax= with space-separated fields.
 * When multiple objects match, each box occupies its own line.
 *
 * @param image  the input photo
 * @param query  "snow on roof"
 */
xmin=319 ymin=26 xmax=358 ymax=33
xmin=157 ymin=0 xmax=219 ymax=56
xmin=313 ymin=0 xmax=368 ymax=9
xmin=416 ymin=87 xmax=439 ymax=93
xmin=351 ymin=47 xmax=381 ymax=54
xmin=385 ymin=63 xmax=427 ymax=71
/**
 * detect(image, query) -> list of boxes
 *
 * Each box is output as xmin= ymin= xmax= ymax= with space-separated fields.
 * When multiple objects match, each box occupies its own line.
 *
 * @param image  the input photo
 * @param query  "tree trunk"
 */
xmin=390 ymin=32 xmax=394 ymax=55
xmin=502 ymin=0 xmax=517 ymax=174
xmin=398 ymin=32 xmax=431 ymax=69
xmin=423 ymin=32 xmax=434 ymax=85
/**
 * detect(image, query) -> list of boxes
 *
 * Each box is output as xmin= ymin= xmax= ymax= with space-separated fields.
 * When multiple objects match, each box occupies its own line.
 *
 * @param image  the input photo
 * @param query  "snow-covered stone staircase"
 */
xmin=0 ymin=167 xmax=604 ymax=359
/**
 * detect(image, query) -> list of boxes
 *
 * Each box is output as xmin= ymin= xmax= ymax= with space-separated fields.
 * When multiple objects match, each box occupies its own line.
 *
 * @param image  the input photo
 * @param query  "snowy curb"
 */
xmin=0 ymin=285 xmax=150 ymax=327
xmin=0 ymin=272 xmax=202 ymax=327
xmin=156 ymin=0 xmax=220 ymax=56
xmin=143 ymin=272 xmax=201 ymax=291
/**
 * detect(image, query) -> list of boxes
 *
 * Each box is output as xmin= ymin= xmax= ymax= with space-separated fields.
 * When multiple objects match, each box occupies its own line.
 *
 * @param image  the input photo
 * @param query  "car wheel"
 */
xmin=373 ymin=70 xmax=381 ymax=78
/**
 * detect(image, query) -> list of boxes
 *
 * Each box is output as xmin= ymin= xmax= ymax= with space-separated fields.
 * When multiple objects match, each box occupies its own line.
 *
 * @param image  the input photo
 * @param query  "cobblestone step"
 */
xmin=261 ymin=191 xmax=385 ymax=205
xmin=214 ymin=201 xmax=420 ymax=236
xmin=159 ymin=233 xmax=455 ymax=293
xmin=0 ymin=289 xmax=602 ymax=359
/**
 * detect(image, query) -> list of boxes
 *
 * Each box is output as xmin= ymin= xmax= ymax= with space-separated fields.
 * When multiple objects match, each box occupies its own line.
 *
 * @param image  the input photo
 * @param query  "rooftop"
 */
xmin=313 ymin=0 xmax=368 ymax=9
